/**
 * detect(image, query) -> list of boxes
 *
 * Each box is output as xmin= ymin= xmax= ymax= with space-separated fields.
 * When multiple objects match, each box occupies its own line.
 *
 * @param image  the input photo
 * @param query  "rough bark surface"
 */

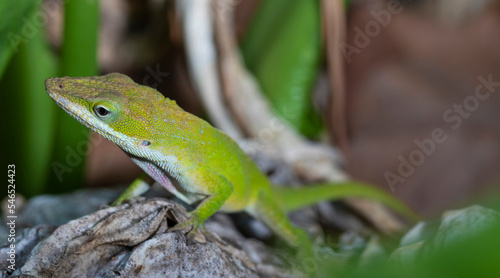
xmin=0 ymin=194 xmax=291 ymax=278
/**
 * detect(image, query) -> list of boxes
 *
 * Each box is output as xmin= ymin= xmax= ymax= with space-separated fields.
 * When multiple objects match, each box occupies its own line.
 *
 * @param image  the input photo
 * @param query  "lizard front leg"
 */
xmin=170 ymin=168 xmax=233 ymax=234
xmin=112 ymin=172 xmax=152 ymax=206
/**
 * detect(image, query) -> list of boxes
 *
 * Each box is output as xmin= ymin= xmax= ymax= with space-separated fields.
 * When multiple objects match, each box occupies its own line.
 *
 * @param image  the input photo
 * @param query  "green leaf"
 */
xmin=0 ymin=0 xmax=42 ymax=78
xmin=45 ymin=0 xmax=99 ymax=193
xmin=0 ymin=3 xmax=57 ymax=197
xmin=336 ymin=211 xmax=500 ymax=278
xmin=242 ymin=0 xmax=323 ymax=137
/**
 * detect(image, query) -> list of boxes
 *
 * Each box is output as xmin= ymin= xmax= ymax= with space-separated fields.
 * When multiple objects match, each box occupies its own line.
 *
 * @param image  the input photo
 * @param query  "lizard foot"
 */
xmin=168 ymin=213 xmax=206 ymax=240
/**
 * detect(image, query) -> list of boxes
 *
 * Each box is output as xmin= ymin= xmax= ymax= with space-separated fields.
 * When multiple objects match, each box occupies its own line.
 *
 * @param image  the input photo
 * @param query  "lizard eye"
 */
xmin=93 ymin=101 xmax=118 ymax=122
xmin=94 ymin=105 xmax=110 ymax=118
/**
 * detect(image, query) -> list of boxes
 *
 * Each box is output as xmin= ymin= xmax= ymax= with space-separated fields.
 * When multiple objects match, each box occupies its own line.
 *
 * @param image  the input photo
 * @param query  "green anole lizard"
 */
xmin=45 ymin=73 xmax=418 ymax=256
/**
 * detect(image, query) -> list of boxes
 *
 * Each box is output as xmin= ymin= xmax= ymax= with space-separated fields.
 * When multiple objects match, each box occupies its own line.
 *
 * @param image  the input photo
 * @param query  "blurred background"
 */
xmin=2 ymin=0 xmax=500 ymax=219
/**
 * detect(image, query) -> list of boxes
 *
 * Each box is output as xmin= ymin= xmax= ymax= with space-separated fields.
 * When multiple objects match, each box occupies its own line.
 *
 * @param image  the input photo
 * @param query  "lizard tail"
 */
xmin=271 ymin=182 xmax=420 ymax=221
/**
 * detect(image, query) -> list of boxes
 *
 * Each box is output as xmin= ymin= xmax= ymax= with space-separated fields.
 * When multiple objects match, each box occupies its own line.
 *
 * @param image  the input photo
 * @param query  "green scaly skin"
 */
xmin=45 ymin=73 xmax=419 ymax=261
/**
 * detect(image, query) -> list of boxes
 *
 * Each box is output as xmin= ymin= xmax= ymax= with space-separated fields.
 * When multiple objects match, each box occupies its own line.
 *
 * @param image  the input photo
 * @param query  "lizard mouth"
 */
xmin=46 ymin=90 xmax=93 ymax=129
xmin=45 ymin=78 xmax=92 ymax=123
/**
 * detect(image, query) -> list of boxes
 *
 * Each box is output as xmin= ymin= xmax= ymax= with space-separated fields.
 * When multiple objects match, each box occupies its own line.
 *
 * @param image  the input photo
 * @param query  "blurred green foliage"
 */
xmin=242 ymin=0 xmax=324 ymax=138
xmin=0 ymin=0 xmax=98 ymax=197
xmin=0 ymin=0 xmax=40 ymax=77
xmin=337 ymin=220 xmax=500 ymax=278
xmin=47 ymin=0 xmax=99 ymax=193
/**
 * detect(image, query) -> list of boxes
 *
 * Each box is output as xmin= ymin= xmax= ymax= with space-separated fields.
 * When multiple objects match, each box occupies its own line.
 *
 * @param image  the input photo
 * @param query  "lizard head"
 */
xmin=45 ymin=73 xmax=174 ymax=158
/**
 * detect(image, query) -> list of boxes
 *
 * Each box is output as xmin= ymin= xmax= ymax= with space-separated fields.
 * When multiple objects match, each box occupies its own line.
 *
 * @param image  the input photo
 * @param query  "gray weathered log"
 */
xmin=1 ymin=196 xmax=293 ymax=278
